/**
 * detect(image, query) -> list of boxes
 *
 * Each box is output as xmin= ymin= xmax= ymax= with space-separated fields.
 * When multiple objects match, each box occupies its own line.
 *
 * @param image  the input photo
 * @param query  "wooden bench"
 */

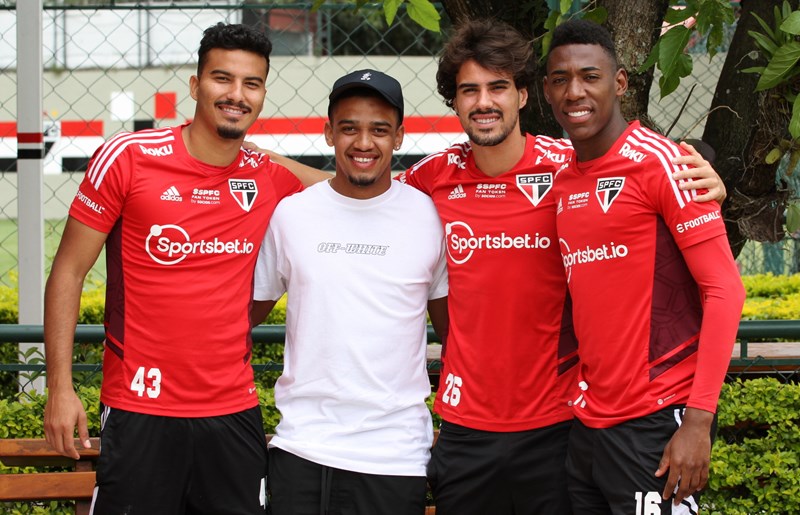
xmin=0 ymin=437 xmax=100 ymax=514
xmin=0 ymin=436 xmax=438 ymax=514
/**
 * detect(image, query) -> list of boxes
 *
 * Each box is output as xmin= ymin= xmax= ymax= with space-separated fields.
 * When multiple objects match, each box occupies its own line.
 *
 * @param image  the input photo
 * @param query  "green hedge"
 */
xmin=1 ymin=379 xmax=797 ymax=513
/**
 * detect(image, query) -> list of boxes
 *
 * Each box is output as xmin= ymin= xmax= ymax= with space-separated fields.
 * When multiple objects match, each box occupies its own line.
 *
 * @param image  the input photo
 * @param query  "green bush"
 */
xmin=704 ymin=378 xmax=800 ymax=514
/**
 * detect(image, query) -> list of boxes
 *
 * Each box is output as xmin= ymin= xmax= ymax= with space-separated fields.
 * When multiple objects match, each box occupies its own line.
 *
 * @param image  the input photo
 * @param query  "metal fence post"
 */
xmin=16 ymin=0 xmax=45 ymax=394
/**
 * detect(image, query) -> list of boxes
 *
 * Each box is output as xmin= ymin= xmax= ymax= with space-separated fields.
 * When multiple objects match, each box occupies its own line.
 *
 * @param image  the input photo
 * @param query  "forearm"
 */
xmin=682 ymin=236 xmax=746 ymax=411
xmin=43 ymin=270 xmax=84 ymax=393
xmin=262 ymin=149 xmax=330 ymax=187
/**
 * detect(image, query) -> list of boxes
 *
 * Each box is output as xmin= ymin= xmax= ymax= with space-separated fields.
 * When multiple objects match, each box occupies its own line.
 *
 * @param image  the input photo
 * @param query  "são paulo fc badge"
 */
xmin=228 ymin=179 xmax=258 ymax=212
xmin=516 ymin=173 xmax=552 ymax=206
xmin=595 ymin=177 xmax=625 ymax=213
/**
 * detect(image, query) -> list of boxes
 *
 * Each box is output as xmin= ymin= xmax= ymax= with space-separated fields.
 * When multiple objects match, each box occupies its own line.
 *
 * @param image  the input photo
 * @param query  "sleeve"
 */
xmin=649 ymin=149 xmax=726 ymax=249
xmin=681 ymin=234 xmax=746 ymax=413
xmin=68 ymin=138 xmax=132 ymax=233
xmin=428 ymin=235 xmax=449 ymax=301
xmin=394 ymin=153 xmax=441 ymax=196
xmin=268 ymin=159 xmax=304 ymax=200
xmin=252 ymin=222 xmax=286 ymax=302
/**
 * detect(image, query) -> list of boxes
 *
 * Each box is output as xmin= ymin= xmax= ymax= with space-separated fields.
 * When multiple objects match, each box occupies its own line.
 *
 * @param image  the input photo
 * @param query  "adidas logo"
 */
xmin=448 ymin=184 xmax=467 ymax=200
xmin=160 ymin=186 xmax=182 ymax=202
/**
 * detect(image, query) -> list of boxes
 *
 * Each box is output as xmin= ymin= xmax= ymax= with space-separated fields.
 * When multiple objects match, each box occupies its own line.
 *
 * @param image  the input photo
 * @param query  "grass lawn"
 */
xmin=0 ymin=218 xmax=106 ymax=288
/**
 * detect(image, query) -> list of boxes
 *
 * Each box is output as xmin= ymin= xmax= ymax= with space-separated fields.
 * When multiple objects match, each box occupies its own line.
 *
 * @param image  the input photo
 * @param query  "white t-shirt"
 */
xmin=253 ymin=179 xmax=448 ymax=476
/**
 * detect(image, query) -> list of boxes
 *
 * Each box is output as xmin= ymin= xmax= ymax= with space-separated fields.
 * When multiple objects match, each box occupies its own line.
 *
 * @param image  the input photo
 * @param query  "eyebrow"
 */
xmin=549 ymin=65 xmax=602 ymax=75
xmin=336 ymin=118 xmax=393 ymax=128
xmin=208 ymin=69 xmax=265 ymax=84
xmin=457 ymin=78 xmax=511 ymax=90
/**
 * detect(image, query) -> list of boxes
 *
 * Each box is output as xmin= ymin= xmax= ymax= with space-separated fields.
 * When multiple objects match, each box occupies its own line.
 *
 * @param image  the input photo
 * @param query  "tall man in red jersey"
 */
xmin=43 ymin=23 xmax=303 ymax=514
xmin=544 ymin=19 xmax=745 ymax=514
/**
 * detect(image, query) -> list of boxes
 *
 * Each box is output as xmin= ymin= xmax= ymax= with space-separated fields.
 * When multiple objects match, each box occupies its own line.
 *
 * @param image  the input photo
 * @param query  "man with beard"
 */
xmin=43 ymin=23 xmax=302 ymax=514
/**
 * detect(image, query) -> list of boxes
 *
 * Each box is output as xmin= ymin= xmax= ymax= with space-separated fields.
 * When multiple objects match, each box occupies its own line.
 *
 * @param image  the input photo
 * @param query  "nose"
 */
xmin=476 ymin=87 xmax=493 ymax=109
xmin=354 ymin=129 xmax=373 ymax=150
xmin=565 ymin=78 xmax=585 ymax=101
xmin=224 ymin=80 xmax=246 ymax=103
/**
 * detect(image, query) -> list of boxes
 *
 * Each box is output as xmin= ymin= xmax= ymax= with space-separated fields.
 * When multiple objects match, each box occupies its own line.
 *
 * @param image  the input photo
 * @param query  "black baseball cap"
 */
xmin=328 ymin=69 xmax=404 ymax=123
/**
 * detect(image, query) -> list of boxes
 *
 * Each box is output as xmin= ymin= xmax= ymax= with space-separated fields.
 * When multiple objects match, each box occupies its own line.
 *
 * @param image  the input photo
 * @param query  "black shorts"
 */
xmin=427 ymin=420 xmax=572 ymax=515
xmin=92 ymin=405 xmax=268 ymax=515
xmin=566 ymin=406 xmax=714 ymax=515
xmin=268 ymin=447 xmax=427 ymax=515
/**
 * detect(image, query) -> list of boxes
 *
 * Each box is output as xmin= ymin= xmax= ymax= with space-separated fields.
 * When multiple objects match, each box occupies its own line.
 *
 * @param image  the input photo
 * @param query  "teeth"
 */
xmin=568 ymin=110 xmax=590 ymax=117
xmin=221 ymin=106 xmax=245 ymax=114
xmin=475 ymin=117 xmax=499 ymax=125
xmin=353 ymin=157 xmax=373 ymax=163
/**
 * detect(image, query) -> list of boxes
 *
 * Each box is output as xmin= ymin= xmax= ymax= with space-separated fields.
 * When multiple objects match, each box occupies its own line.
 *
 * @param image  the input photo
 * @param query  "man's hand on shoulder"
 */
xmin=671 ymin=141 xmax=726 ymax=204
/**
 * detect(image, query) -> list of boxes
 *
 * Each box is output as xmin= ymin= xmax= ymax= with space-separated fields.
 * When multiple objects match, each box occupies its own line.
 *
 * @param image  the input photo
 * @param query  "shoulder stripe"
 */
xmin=408 ymin=141 xmax=470 ymax=173
xmin=629 ymin=127 xmax=693 ymax=207
xmin=87 ymin=128 xmax=175 ymax=189
xmin=535 ymin=135 xmax=573 ymax=151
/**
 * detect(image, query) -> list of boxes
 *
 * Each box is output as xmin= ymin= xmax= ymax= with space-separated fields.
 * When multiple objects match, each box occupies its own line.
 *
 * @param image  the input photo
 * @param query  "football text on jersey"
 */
xmin=229 ymin=179 xmax=258 ymax=212
xmin=595 ymin=177 xmax=625 ymax=213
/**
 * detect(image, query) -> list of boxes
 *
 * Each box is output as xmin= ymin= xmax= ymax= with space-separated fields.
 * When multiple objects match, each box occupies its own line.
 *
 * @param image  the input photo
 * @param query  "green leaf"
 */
xmin=310 ymin=0 xmax=326 ymax=12
xmin=406 ymin=0 xmax=440 ymax=32
xmin=748 ymin=29 xmax=778 ymax=56
xmin=560 ymin=0 xmax=572 ymax=15
xmin=751 ymin=11 xmax=777 ymax=42
xmin=637 ymin=40 xmax=660 ymax=73
xmin=740 ymin=66 xmax=766 ymax=75
xmin=791 ymin=94 xmax=800 ymax=140
xmin=786 ymin=201 xmax=800 ymax=234
xmin=658 ymin=25 xmax=692 ymax=77
xmin=756 ymin=41 xmax=800 ymax=91
xmin=383 ymin=0 xmax=402 ymax=26
xmin=780 ymin=11 xmax=800 ymax=35
xmin=665 ymin=6 xmax=696 ymax=25
xmin=583 ymin=6 xmax=607 ymax=25
xmin=766 ymin=147 xmax=784 ymax=164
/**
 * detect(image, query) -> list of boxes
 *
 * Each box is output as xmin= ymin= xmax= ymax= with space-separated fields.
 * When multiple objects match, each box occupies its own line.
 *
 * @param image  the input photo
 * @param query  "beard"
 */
xmin=347 ymin=174 xmax=378 ymax=187
xmin=464 ymin=110 xmax=518 ymax=147
xmin=217 ymin=124 xmax=244 ymax=140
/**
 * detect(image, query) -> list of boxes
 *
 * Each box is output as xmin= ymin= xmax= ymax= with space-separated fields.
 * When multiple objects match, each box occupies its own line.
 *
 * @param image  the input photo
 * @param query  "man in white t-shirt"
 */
xmin=251 ymin=69 xmax=449 ymax=515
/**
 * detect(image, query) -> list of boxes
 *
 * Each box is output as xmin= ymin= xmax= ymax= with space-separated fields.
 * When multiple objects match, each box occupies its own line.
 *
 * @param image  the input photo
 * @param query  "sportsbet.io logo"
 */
xmin=145 ymin=224 xmax=255 ymax=265
xmin=445 ymin=220 xmax=551 ymax=265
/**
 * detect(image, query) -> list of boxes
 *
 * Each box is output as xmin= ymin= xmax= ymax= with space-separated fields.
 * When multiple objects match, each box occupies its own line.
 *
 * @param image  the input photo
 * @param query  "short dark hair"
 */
xmin=547 ymin=19 xmax=618 ymax=68
xmin=197 ymin=22 xmax=272 ymax=76
xmin=436 ymin=19 xmax=534 ymax=110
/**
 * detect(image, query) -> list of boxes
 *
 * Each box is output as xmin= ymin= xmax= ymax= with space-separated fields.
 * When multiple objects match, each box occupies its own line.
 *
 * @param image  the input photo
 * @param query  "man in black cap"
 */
xmin=250 ymin=69 xmax=449 ymax=515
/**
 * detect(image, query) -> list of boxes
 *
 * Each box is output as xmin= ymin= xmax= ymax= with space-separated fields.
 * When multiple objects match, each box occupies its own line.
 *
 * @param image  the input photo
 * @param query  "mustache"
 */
xmin=469 ymin=108 xmax=503 ymax=118
xmin=214 ymin=100 xmax=251 ymax=113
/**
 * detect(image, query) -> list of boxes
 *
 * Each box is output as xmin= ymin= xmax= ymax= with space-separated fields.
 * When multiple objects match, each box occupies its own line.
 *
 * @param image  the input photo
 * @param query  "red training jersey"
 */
xmin=397 ymin=134 xmax=578 ymax=432
xmin=553 ymin=121 xmax=729 ymax=428
xmin=69 ymin=124 xmax=302 ymax=417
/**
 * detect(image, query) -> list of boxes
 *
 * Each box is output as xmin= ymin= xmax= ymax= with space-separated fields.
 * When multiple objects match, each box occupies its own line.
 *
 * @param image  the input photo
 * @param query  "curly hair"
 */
xmin=547 ymin=19 xmax=618 ymax=68
xmin=436 ymin=19 xmax=534 ymax=110
xmin=197 ymin=22 xmax=273 ymax=76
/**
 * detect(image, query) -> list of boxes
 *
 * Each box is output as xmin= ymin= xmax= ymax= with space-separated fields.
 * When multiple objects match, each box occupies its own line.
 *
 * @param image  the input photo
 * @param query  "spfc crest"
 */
xmin=595 ymin=177 xmax=625 ymax=213
xmin=229 ymin=179 xmax=258 ymax=212
xmin=516 ymin=173 xmax=553 ymax=206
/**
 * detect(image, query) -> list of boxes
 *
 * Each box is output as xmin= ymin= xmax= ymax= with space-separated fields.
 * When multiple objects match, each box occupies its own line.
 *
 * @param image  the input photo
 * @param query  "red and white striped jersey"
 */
xmin=70 ymin=124 xmax=302 ymax=417
xmin=553 ymin=121 xmax=729 ymax=427
xmin=397 ymin=134 xmax=578 ymax=432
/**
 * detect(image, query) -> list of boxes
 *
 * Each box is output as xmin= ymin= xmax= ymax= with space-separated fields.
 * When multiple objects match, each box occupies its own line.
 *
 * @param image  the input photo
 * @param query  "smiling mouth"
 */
xmin=567 ymin=110 xmax=591 ymax=118
xmin=216 ymin=102 xmax=250 ymax=116
xmin=352 ymin=156 xmax=376 ymax=165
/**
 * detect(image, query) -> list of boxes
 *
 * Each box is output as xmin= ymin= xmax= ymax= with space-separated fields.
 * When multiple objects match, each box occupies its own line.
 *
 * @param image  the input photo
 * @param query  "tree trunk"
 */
xmin=702 ymin=0 xmax=787 ymax=256
xmin=603 ymin=0 xmax=669 ymax=129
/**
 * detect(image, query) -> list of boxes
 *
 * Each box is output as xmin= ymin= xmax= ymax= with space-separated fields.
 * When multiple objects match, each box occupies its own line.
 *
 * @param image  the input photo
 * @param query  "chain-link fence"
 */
xmin=0 ymin=2 xmax=796 ymax=286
